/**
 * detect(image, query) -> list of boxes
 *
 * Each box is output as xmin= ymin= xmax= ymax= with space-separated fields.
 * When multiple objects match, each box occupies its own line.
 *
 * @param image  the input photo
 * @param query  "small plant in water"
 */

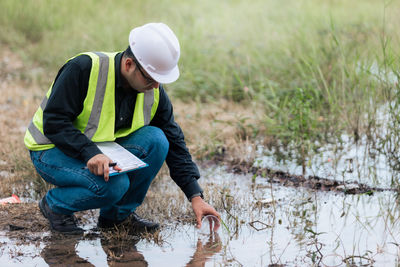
xmin=305 ymin=227 xmax=326 ymax=266
xmin=274 ymin=87 xmax=323 ymax=175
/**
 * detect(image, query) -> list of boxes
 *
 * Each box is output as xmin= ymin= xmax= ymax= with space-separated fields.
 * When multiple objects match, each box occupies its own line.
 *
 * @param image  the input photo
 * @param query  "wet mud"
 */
xmin=0 ymin=203 xmax=47 ymax=237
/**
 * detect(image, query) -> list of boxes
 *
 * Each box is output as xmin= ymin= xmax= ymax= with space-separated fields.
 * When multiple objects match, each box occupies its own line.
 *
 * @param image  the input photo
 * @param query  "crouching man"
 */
xmin=24 ymin=22 xmax=219 ymax=234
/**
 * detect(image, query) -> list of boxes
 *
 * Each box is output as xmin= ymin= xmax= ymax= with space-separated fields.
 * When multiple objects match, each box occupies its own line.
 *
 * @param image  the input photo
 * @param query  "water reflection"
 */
xmin=186 ymin=233 xmax=222 ymax=267
xmin=40 ymin=232 xmax=222 ymax=267
xmin=41 ymin=236 xmax=93 ymax=266
xmin=41 ymin=235 xmax=146 ymax=266
xmin=255 ymin=129 xmax=400 ymax=188
xmin=100 ymin=237 xmax=147 ymax=266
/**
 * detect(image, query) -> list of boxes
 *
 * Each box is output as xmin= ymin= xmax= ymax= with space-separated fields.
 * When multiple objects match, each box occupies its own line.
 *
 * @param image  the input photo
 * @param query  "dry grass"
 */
xmin=136 ymin=170 xmax=195 ymax=224
xmin=0 ymin=47 xmax=43 ymax=198
xmin=173 ymin=98 xmax=266 ymax=162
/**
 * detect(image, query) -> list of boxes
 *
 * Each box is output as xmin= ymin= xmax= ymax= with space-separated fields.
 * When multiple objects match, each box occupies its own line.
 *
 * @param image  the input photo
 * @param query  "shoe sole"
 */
xmin=38 ymin=198 xmax=48 ymax=219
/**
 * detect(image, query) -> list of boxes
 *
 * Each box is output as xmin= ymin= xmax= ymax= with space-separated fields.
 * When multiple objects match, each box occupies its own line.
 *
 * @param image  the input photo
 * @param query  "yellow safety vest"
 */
xmin=24 ymin=52 xmax=159 ymax=151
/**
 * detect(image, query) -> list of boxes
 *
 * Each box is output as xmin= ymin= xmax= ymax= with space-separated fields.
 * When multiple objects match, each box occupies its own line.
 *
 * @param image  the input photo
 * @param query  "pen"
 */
xmin=81 ymin=162 xmax=117 ymax=170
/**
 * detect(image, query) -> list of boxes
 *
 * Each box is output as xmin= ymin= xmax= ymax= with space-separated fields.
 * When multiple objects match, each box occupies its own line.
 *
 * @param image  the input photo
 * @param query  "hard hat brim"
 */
xmin=145 ymin=65 xmax=180 ymax=84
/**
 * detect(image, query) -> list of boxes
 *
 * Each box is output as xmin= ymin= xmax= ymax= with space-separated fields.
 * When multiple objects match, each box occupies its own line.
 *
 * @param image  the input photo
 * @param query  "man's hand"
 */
xmin=86 ymin=154 xmax=121 ymax=182
xmin=191 ymin=196 xmax=220 ymax=229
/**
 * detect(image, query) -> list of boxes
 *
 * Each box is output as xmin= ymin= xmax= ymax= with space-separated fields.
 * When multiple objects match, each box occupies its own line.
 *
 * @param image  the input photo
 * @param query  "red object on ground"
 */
xmin=0 ymin=194 xmax=21 ymax=205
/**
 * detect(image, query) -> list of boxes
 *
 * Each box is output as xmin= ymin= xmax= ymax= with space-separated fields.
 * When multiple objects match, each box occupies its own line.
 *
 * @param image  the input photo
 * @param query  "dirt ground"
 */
xmin=0 ymin=203 xmax=48 ymax=234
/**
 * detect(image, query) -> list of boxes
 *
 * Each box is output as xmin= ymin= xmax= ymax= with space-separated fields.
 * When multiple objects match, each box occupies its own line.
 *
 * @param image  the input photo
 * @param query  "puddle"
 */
xmin=255 ymin=138 xmax=388 ymax=188
xmin=1 ymin=164 xmax=400 ymax=266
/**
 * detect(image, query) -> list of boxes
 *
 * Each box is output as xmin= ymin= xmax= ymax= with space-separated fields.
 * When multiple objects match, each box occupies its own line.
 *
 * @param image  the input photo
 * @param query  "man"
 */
xmin=24 ymin=22 xmax=220 ymax=234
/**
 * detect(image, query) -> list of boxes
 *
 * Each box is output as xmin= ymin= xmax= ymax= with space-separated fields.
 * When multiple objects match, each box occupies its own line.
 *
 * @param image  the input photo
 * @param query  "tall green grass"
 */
xmin=0 ymin=0 xmax=399 ymax=165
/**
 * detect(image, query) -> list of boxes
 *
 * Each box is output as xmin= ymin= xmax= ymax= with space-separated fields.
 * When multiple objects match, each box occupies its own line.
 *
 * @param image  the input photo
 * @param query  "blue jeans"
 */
xmin=30 ymin=126 xmax=169 ymax=222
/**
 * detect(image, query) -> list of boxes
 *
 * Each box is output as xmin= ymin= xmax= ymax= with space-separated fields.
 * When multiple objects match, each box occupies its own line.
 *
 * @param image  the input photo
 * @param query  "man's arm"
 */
xmin=150 ymin=86 xmax=202 ymax=199
xmin=150 ymin=86 xmax=220 ymax=226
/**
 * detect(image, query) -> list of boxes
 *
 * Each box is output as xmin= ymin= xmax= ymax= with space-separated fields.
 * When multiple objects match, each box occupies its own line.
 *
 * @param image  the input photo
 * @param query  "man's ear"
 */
xmin=121 ymin=57 xmax=133 ymax=73
xmin=125 ymin=58 xmax=135 ymax=72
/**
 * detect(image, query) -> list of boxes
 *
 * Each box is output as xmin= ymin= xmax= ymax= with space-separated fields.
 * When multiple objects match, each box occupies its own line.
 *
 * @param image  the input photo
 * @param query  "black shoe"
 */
xmin=97 ymin=216 xmax=124 ymax=229
xmin=39 ymin=197 xmax=83 ymax=235
xmin=97 ymin=212 xmax=159 ymax=234
xmin=128 ymin=212 xmax=160 ymax=233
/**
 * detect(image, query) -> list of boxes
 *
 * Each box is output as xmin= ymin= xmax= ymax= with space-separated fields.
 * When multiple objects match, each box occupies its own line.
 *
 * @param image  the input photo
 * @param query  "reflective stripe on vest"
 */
xmin=85 ymin=52 xmax=110 ymax=139
xmin=24 ymin=52 xmax=159 ymax=151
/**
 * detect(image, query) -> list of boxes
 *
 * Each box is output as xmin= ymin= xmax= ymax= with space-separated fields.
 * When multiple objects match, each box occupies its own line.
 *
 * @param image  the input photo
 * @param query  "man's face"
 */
xmin=123 ymin=58 xmax=159 ymax=93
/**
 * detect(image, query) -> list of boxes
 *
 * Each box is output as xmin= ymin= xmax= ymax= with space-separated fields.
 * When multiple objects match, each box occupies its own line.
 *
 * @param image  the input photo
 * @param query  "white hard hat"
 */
xmin=129 ymin=23 xmax=180 ymax=84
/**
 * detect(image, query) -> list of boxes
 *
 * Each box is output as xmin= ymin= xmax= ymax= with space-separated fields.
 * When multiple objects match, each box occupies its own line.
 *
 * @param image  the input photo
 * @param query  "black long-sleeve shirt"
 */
xmin=42 ymin=52 xmax=202 ymax=199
